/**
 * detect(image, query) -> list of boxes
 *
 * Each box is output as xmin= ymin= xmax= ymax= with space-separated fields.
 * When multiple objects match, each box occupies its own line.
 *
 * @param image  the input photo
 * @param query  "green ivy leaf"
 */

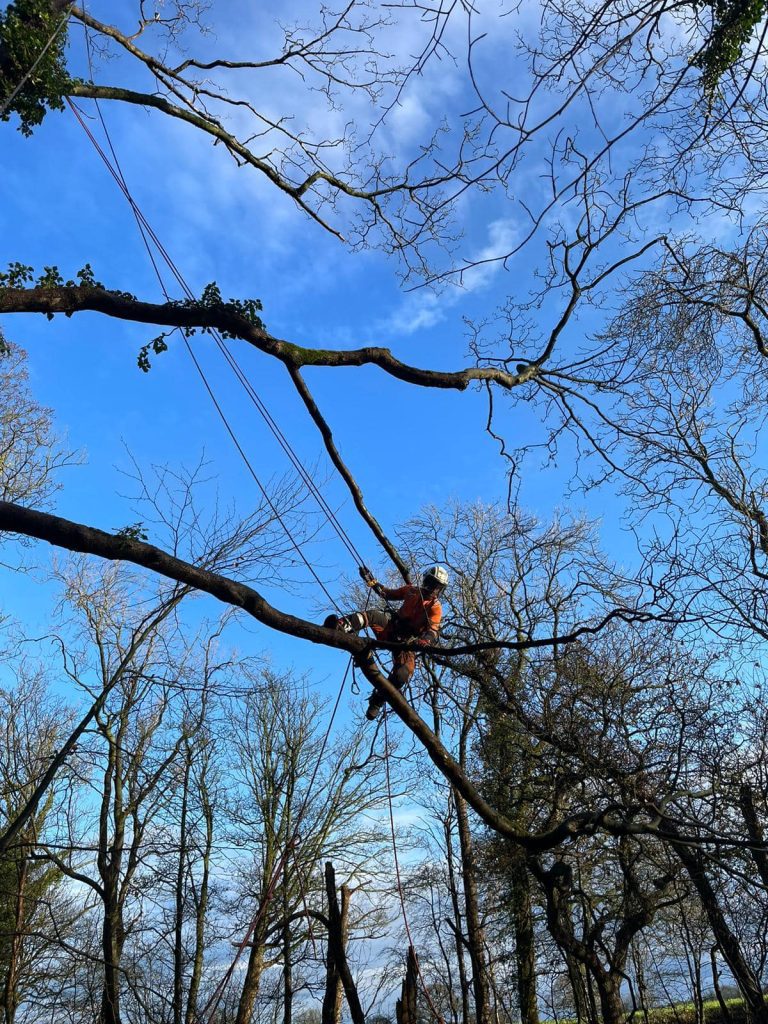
xmin=114 ymin=522 xmax=149 ymax=542
xmin=0 ymin=0 xmax=75 ymax=136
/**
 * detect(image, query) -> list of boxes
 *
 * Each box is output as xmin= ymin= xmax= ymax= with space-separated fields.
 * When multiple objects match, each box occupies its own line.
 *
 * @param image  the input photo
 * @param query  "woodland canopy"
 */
xmin=1 ymin=2 xmax=768 ymax=1024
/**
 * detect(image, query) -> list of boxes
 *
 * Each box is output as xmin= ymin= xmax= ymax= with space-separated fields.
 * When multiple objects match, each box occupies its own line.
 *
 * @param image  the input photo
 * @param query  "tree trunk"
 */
xmin=507 ymin=847 xmax=540 ymax=1024
xmin=710 ymin=946 xmax=734 ymax=1024
xmin=186 ymin=779 xmax=213 ymax=1024
xmin=396 ymin=945 xmax=419 ymax=1024
xmin=584 ymin=965 xmax=600 ymax=1024
xmin=99 ymin=728 xmax=124 ymax=1024
xmin=324 ymin=862 xmax=365 ymax=1024
xmin=738 ymin=785 xmax=768 ymax=890
xmin=322 ymin=881 xmax=351 ymax=1024
xmin=693 ymin=957 xmax=703 ymax=1024
xmin=236 ymin=820 xmax=278 ymax=1024
xmin=444 ymin=810 xmax=471 ymax=1024
xmin=631 ymin=943 xmax=651 ymax=1024
xmin=671 ymin=837 xmax=768 ymax=1024
xmin=2 ymin=857 xmax=26 ymax=1024
xmin=594 ymin=974 xmax=625 ymax=1024
xmin=100 ymin=905 xmax=122 ymax=1024
xmin=564 ymin=952 xmax=592 ymax=1024
xmin=455 ymin=791 xmax=491 ymax=1024
xmin=235 ymin=918 xmax=268 ymax=1024
xmin=681 ymin=912 xmax=703 ymax=1024
xmin=173 ymin=750 xmax=191 ymax=1024
xmin=283 ymin=863 xmax=293 ymax=1024
xmin=322 ymin=918 xmax=341 ymax=1024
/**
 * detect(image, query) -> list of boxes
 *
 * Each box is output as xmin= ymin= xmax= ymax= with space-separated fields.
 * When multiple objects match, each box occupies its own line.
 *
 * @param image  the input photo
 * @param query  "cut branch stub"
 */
xmin=324 ymin=862 xmax=365 ymax=1024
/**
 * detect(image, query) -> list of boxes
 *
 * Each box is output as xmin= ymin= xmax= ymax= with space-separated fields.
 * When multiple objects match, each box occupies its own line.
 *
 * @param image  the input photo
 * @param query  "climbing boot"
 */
xmin=324 ymin=612 xmax=366 ymax=633
xmin=365 ymin=700 xmax=382 ymax=721
xmin=323 ymin=614 xmax=353 ymax=633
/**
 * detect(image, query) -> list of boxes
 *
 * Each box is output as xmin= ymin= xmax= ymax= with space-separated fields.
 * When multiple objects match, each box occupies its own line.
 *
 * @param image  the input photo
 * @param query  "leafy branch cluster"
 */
xmin=0 ymin=262 xmax=139 ymax=322
xmin=176 ymin=281 xmax=264 ymax=333
xmin=0 ymin=261 xmax=103 ymax=291
xmin=137 ymin=282 xmax=264 ymax=372
xmin=0 ymin=0 xmax=74 ymax=135
xmin=113 ymin=521 xmax=149 ymax=542
xmin=693 ymin=0 xmax=768 ymax=93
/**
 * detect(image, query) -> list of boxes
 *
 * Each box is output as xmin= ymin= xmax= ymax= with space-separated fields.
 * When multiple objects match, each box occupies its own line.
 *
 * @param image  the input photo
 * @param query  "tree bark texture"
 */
xmin=444 ymin=813 xmax=471 ymax=1024
xmin=283 ymin=862 xmax=293 ymax=1024
xmin=738 ymin=785 xmax=768 ymax=890
xmin=1 ymin=858 xmax=26 ymax=1024
xmin=185 ymin=778 xmax=213 ymax=1024
xmin=710 ymin=946 xmax=734 ymax=1024
xmin=507 ymin=847 xmax=540 ymax=1024
xmin=455 ymin=791 xmax=491 ymax=1024
xmin=324 ymin=863 xmax=365 ymax=1024
xmin=322 ymin=879 xmax=350 ymax=1024
xmin=235 ymin=908 xmax=270 ymax=1024
xmin=396 ymin=946 xmax=419 ymax=1024
xmin=172 ymin=751 xmax=191 ymax=1024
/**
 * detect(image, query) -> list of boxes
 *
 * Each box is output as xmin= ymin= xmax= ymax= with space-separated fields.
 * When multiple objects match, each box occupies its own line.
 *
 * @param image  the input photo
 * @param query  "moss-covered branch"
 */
xmin=0 ymin=282 xmax=529 ymax=390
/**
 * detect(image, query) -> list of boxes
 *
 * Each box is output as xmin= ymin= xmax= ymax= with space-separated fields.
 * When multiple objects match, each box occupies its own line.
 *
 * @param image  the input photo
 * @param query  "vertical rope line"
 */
xmin=382 ymin=711 xmax=445 ymax=1024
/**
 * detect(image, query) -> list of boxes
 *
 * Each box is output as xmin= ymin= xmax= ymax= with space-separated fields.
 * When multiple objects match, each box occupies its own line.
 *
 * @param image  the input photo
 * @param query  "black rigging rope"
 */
xmin=67 ymin=51 xmax=449 ymax=1024
xmin=68 ymin=95 xmax=348 ymax=610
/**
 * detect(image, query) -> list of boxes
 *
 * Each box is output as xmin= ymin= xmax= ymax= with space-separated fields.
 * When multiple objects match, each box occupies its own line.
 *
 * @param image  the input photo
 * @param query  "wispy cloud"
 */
xmin=379 ymin=216 xmax=521 ymax=334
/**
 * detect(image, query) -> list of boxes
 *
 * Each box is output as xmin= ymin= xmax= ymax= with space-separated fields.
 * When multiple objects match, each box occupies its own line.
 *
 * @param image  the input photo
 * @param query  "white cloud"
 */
xmin=383 ymin=290 xmax=444 ymax=334
xmin=387 ymin=93 xmax=432 ymax=146
xmin=461 ymin=218 xmax=522 ymax=291
xmin=379 ymin=216 xmax=521 ymax=334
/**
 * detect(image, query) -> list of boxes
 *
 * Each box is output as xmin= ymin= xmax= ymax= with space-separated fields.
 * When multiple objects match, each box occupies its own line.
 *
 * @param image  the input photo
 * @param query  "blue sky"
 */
xmin=0 ymin=0 xmax=680 ymax=694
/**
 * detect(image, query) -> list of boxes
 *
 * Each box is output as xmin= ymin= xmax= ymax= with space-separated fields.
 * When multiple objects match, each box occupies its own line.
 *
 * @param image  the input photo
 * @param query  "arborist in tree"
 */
xmin=325 ymin=565 xmax=449 ymax=720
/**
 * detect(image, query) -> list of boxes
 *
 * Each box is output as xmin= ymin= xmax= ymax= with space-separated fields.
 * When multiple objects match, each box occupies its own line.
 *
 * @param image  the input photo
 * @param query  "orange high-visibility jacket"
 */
xmin=381 ymin=585 xmax=442 ymax=641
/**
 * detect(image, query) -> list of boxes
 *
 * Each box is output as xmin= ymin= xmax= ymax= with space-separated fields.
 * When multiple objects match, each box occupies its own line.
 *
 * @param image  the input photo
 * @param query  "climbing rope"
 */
xmin=383 ymin=710 xmax=445 ymax=1024
xmin=67 ymin=96 xmax=350 ymax=611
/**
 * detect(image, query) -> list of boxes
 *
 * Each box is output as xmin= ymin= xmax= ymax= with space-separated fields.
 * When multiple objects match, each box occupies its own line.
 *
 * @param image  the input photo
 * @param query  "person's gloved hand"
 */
xmin=359 ymin=566 xmax=378 ymax=588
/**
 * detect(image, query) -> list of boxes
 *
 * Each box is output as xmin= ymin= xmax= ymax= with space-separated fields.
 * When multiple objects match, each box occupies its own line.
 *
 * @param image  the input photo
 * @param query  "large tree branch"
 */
xmin=67 ymin=83 xmax=349 ymax=239
xmin=0 ymin=498 xmax=619 ymax=852
xmin=0 ymin=285 xmax=531 ymax=391
xmin=285 ymin=363 xmax=411 ymax=581
xmin=0 ymin=500 xmax=347 ymax=650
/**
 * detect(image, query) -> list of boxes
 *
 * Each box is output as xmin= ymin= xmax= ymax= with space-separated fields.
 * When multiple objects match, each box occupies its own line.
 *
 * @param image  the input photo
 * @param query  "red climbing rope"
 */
xmin=383 ymin=711 xmax=445 ymax=1024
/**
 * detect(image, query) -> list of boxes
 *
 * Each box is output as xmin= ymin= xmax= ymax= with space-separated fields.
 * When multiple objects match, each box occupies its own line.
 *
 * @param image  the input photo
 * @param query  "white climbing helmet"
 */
xmin=422 ymin=565 xmax=449 ymax=593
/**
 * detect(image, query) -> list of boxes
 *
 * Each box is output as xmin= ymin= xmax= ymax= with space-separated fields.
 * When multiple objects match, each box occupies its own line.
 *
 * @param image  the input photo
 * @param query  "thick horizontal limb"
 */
xmin=0 ymin=285 xmax=533 ymax=390
xmin=0 ymin=498 xmax=618 ymax=851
